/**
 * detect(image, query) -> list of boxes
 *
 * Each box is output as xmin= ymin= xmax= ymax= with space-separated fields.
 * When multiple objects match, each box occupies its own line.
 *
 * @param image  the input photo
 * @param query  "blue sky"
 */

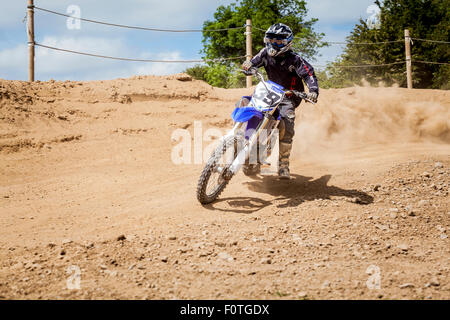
xmin=0 ymin=0 xmax=378 ymax=81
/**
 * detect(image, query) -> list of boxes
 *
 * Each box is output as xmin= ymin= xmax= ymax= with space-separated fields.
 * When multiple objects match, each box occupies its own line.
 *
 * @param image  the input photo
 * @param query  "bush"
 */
xmin=185 ymin=63 xmax=248 ymax=88
xmin=185 ymin=65 xmax=208 ymax=82
xmin=205 ymin=64 xmax=229 ymax=87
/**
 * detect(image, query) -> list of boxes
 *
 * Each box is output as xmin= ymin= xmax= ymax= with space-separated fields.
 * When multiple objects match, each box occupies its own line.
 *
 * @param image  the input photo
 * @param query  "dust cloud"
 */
xmin=294 ymin=86 xmax=450 ymax=162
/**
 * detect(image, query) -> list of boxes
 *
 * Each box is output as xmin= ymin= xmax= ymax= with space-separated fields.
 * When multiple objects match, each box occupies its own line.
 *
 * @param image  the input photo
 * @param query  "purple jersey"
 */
xmin=250 ymin=48 xmax=319 ymax=95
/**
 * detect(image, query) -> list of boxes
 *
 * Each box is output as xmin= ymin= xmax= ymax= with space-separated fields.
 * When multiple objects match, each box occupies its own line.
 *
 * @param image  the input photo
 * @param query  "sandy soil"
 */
xmin=0 ymin=74 xmax=448 ymax=299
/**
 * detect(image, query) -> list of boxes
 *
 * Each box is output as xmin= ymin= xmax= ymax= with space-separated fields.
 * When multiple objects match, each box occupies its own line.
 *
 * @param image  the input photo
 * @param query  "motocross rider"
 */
xmin=242 ymin=23 xmax=319 ymax=179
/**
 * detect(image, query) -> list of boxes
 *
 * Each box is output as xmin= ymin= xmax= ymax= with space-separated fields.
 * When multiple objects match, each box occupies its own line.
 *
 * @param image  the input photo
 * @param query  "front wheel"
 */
xmin=196 ymin=135 xmax=239 ymax=204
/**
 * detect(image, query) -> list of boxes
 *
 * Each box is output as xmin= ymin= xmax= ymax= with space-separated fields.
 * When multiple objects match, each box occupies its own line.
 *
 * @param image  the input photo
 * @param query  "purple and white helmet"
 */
xmin=264 ymin=23 xmax=294 ymax=57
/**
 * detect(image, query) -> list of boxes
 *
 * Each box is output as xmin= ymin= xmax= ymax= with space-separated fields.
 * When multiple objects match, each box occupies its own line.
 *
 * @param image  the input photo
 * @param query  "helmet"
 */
xmin=264 ymin=23 xmax=294 ymax=57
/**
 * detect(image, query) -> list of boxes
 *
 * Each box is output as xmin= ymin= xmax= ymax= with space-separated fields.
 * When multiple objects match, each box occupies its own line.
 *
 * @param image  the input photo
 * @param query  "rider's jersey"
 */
xmin=250 ymin=48 xmax=319 ymax=96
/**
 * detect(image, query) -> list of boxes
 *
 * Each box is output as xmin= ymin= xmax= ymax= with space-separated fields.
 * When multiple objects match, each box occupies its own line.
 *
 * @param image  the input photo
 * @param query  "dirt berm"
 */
xmin=0 ymin=74 xmax=448 ymax=299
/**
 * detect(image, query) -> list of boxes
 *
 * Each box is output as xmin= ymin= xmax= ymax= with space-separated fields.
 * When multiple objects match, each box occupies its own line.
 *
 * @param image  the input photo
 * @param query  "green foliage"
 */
xmin=328 ymin=0 xmax=450 ymax=89
xmin=185 ymin=65 xmax=208 ymax=82
xmin=184 ymin=0 xmax=325 ymax=88
xmin=433 ymin=65 xmax=450 ymax=90
xmin=227 ymin=66 xmax=248 ymax=88
xmin=202 ymin=0 xmax=325 ymax=63
xmin=185 ymin=62 xmax=249 ymax=88
xmin=204 ymin=64 xmax=230 ymax=87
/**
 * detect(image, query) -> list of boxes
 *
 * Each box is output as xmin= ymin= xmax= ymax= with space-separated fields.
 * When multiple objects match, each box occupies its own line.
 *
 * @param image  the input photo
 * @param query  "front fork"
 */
xmin=227 ymin=115 xmax=279 ymax=176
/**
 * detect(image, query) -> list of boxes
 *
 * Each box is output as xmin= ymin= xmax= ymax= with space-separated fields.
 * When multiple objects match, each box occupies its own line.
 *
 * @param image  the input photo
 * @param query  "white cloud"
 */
xmin=307 ymin=0 xmax=378 ymax=25
xmin=304 ymin=0 xmax=380 ymax=68
xmin=133 ymin=51 xmax=196 ymax=76
xmin=0 ymin=0 xmax=233 ymax=80
xmin=0 ymin=36 xmax=193 ymax=80
xmin=1 ymin=0 xmax=235 ymax=29
xmin=37 ymin=36 xmax=126 ymax=74
xmin=0 ymin=44 xmax=27 ymax=71
xmin=0 ymin=2 xmax=27 ymax=29
xmin=0 ymin=1 xmax=381 ymax=80
xmin=313 ymin=27 xmax=354 ymax=67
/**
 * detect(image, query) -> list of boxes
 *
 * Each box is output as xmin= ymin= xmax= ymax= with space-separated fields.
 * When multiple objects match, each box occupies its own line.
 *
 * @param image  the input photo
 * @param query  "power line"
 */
xmin=40 ymin=44 xmax=438 ymax=68
xmin=325 ymin=40 xmax=404 ymax=45
xmin=411 ymin=38 xmax=450 ymax=44
xmin=317 ymin=60 xmax=449 ymax=68
xmin=254 ymin=26 xmax=450 ymax=46
xmin=28 ymin=5 xmax=450 ymax=85
xmin=252 ymin=26 xmax=404 ymax=45
xmin=35 ymin=6 xmax=449 ymax=45
xmin=34 ymin=6 xmax=245 ymax=32
xmin=35 ymin=43 xmax=448 ymax=67
xmin=414 ymin=60 xmax=450 ymax=65
xmin=35 ymin=43 xmax=246 ymax=63
xmin=325 ymin=61 xmax=405 ymax=68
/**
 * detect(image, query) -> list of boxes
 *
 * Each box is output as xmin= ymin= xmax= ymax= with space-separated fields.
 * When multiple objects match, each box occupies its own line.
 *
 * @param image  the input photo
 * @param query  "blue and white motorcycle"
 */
xmin=196 ymin=68 xmax=314 ymax=204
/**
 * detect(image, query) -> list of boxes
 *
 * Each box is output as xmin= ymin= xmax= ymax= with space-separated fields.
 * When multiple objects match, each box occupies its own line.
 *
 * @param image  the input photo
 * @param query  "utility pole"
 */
xmin=245 ymin=19 xmax=252 ymax=88
xmin=404 ymin=29 xmax=412 ymax=89
xmin=27 ymin=0 xmax=35 ymax=82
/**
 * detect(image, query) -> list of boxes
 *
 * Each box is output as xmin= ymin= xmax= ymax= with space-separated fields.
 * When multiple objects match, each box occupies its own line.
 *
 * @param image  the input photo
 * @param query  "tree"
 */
xmin=186 ymin=0 xmax=325 ymax=88
xmin=328 ymin=0 xmax=450 ymax=89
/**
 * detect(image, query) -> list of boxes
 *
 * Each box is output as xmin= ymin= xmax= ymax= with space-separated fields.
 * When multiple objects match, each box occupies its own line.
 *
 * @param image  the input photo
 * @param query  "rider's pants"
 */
xmin=278 ymin=97 xmax=301 ymax=169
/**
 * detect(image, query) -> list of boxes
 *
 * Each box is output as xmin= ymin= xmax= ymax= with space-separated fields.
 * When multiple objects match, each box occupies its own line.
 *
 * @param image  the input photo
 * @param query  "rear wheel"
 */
xmin=196 ymin=136 xmax=239 ymax=204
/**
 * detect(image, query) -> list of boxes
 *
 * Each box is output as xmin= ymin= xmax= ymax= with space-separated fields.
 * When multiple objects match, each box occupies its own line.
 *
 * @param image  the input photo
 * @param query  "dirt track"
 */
xmin=0 ymin=75 xmax=448 ymax=299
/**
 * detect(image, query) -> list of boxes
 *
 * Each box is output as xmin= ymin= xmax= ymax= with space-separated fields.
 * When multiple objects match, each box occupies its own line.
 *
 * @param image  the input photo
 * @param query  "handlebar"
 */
xmin=285 ymin=90 xmax=316 ymax=104
xmin=240 ymin=68 xmax=316 ymax=104
xmin=241 ymin=67 xmax=257 ymax=76
xmin=241 ymin=67 xmax=264 ymax=81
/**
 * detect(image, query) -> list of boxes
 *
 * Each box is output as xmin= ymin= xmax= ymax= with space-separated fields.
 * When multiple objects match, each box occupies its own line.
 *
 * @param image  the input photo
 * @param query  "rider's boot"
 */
xmin=278 ymin=142 xmax=292 ymax=180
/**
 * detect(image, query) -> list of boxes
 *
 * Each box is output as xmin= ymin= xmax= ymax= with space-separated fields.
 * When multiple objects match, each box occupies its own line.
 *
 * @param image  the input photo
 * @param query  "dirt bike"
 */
xmin=196 ymin=68 xmax=315 ymax=204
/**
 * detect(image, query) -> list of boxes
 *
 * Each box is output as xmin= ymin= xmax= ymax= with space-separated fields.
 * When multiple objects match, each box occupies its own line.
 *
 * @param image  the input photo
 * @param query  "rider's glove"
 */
xmin=306 ymin=92 xmax=318 ymax=103
xmin=242 ymin=61 xmax=252 ymax=71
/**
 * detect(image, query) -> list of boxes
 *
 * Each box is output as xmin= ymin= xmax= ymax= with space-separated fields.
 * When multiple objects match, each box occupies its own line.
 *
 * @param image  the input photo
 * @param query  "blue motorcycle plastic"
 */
xmin=196 ymin=68 xmax=312 ymax=204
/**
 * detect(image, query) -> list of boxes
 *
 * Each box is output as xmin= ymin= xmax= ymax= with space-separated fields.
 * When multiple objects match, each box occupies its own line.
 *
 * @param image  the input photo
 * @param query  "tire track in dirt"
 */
xmin=0 ymin=75 xmax=448 ymax=299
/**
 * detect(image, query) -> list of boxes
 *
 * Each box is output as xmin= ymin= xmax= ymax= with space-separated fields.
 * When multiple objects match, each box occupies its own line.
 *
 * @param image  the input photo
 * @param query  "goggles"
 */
xmin=264 ymin=35 xmax=290 ymax=47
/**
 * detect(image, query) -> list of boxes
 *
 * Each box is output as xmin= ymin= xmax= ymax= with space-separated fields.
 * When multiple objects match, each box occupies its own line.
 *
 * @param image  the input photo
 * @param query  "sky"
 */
xmin=0 ymin=0 xmax=378 ymax=81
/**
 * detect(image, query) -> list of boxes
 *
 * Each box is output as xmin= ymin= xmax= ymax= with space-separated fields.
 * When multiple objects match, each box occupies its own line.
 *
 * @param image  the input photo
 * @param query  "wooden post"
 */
xmin=27 ymin=0 xmax=35 ymax=82
xmin=404 ymin=29 xmax=412 ymax=89
xmin=245 ymin=19 xmax=252 ymax=88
